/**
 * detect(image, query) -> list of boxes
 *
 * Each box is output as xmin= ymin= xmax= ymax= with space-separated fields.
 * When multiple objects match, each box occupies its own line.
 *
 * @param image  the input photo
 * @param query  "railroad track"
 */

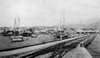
xmin=0 ymin=34 xmax=96 ymax=58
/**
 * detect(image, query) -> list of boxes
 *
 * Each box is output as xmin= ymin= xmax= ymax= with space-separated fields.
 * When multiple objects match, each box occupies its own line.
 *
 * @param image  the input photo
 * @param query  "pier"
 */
xmin=0 ymin=33 xmax=96 ymax=58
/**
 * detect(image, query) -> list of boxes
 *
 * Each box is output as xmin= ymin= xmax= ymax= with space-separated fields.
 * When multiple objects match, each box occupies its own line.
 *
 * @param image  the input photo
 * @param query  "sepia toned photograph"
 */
xmin=0 ymin=0 xmax=100 ymax=58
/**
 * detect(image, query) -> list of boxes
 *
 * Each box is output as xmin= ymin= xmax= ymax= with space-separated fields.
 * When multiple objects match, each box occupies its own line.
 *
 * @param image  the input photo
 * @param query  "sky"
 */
xmin=0 ymin=0 xmax=100 ymax=27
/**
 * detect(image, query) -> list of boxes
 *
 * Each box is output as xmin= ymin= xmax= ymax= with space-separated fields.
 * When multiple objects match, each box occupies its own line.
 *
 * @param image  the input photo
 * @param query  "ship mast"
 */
xmin=62 ymin=10 xmax=65 ymax=30
xmin=14 ymin=17 xmax=20 ymax=31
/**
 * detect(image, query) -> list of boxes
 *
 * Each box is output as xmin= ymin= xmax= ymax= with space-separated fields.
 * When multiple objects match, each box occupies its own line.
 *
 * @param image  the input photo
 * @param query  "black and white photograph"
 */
xmin=0 ymin=0 xmax=100 ymax=58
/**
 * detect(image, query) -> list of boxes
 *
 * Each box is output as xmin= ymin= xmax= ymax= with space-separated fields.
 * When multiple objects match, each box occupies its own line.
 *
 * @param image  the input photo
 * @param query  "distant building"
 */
xmin=76 ymin=29 xmax=99 ymax=34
